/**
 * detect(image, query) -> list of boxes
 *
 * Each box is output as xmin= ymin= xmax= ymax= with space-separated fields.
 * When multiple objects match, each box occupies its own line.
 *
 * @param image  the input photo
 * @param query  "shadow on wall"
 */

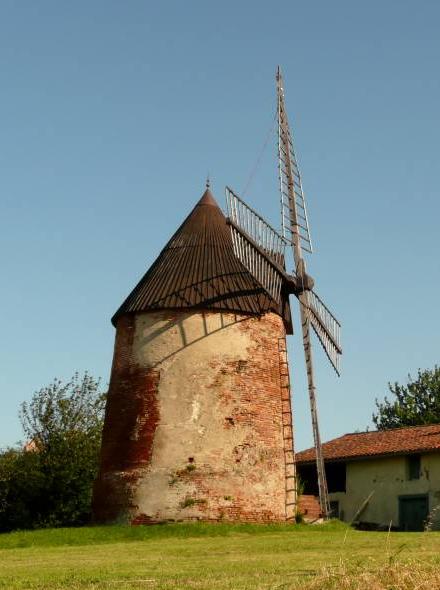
xmin=139 ymin=310 xmax=252 ymax=367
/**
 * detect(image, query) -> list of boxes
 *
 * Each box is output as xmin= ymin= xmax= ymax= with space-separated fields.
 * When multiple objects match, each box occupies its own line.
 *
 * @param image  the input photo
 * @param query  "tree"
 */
xmin=0 ymin=447 xmax=44 ymax=531
xmin=373 ymin=366 xmax=440 ymax=430
xmin=0 ymin=372 xmax=106 ymax=531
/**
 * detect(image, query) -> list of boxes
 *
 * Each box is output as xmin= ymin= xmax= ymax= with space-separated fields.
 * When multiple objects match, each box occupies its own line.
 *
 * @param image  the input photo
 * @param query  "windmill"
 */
xmin=225 ymin=67 xmax=342 ymax=518
xmin=93 ymin=67 xmax=341 ymax=526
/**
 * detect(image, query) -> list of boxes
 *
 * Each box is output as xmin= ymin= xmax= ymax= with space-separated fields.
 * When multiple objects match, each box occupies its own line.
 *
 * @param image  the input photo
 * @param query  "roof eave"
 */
xmin=296 ymin=447 xmax=440 ymax=465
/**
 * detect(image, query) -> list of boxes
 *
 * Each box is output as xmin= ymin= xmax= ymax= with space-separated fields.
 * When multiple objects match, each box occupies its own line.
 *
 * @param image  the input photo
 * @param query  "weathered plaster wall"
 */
xmin=330 ymin=453 xmax=440 ymax=528
xmin=93 ymin=309 xmax=294 ymax=524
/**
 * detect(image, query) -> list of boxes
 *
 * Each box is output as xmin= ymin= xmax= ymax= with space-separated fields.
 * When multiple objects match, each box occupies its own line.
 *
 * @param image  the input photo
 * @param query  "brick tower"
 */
xmin=92 ymin=187 xmax=296 ymax=524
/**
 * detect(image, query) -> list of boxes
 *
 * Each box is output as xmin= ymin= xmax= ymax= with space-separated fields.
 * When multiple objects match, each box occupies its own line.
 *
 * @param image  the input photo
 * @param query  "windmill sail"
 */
xmin=306 ymin=290 xmax=342 ymax=375
xmin=277 ymin=72 xmax=313 ymax=254
xmin=226 ymin=186 xmax=288 ymax=304
xmin=226 ymin=186 xmax=342 ymax=377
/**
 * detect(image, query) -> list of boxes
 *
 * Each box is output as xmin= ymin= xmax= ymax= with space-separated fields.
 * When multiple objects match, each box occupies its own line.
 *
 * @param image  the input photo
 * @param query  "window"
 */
xmin=326 ymin=462 xmax=346 ymax=493
xmin=407 ymin=455 xmax=421 ymax=480
xmin=296 ymin=462 xmax=347 ymax=495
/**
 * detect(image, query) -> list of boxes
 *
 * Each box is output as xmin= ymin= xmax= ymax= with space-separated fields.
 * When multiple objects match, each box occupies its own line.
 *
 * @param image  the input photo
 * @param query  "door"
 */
xmin=399 ymin=495 xmax=429 ymax=531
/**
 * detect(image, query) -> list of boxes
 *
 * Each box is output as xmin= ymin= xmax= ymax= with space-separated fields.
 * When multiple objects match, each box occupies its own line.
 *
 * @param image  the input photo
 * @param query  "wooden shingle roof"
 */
xmin=112 ymin=188 xmax=292 ymax=330
xmin=296 ymin=424 xmax=440 ymax=464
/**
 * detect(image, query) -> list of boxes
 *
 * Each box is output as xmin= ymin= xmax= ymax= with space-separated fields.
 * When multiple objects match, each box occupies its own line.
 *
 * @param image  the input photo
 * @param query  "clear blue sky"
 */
xmin=1 ymin=1 xmax=439 ymax=452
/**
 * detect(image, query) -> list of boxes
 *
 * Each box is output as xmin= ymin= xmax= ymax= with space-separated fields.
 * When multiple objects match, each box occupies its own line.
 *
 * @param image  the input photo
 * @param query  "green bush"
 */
xmin=0 ymin=372 xmax=105 ymax=531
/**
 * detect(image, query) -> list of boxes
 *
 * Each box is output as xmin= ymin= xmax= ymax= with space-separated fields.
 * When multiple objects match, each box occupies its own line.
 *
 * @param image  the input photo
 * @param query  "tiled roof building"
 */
xmin=297 ymin=424 xmax=440 ymax=464
xmin=296 ymin=424 xmax=440 ymax=531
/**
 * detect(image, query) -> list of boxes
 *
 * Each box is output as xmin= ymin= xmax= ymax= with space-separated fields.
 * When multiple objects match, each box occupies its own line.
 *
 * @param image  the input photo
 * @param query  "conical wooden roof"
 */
xmin=112 ymin=188 xmax=292 ymax=331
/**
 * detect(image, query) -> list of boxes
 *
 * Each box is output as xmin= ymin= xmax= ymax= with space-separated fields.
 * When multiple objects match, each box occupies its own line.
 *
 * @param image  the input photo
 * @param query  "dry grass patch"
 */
xmin=301 ymin=560 xmax=440 ymax=589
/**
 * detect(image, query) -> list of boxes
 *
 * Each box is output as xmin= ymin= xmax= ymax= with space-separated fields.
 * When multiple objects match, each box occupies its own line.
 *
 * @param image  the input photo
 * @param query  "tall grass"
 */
xmin=301 ymin=561 xmax=440 ymax=589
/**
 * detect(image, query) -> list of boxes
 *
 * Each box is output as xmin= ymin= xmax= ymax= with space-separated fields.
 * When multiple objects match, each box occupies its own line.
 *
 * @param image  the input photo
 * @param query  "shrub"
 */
xmin=0 ymin=372 xmax=106 ymax=531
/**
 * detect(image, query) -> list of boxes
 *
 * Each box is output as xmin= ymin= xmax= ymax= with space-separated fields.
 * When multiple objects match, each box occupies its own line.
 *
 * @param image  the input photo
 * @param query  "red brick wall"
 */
xmin=298 ymin=495 xmax=321 ymax=521
xmin=92 ymin=310 xmax=295 ymax=524
xmin=93 ymin=315 xmax=161 ymax=522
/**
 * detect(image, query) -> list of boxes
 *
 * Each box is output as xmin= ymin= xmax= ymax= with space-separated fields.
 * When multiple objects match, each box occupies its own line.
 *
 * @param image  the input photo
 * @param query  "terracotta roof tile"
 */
xmin=296 ymin=423 xmax=440 ymax=464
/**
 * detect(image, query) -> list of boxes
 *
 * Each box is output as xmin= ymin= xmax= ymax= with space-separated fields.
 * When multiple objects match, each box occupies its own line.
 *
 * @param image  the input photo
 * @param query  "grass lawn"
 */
xmin=0 ymin=521 xmax=439 ymax=589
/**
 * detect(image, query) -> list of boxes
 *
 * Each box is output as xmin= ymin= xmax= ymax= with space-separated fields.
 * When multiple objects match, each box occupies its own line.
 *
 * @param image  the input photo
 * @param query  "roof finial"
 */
xmin=206 ymin=174 xmax=210 ymax=189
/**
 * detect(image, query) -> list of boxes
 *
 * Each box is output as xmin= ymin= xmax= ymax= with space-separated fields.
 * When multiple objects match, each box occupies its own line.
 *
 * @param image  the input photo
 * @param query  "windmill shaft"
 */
xmin=280 ymin=122 xmax=302 ymax=269
xmin=299 ymin=291 xmax=330 ymax=518
xmin=277 ymin=68 xmax=330 ymax=519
